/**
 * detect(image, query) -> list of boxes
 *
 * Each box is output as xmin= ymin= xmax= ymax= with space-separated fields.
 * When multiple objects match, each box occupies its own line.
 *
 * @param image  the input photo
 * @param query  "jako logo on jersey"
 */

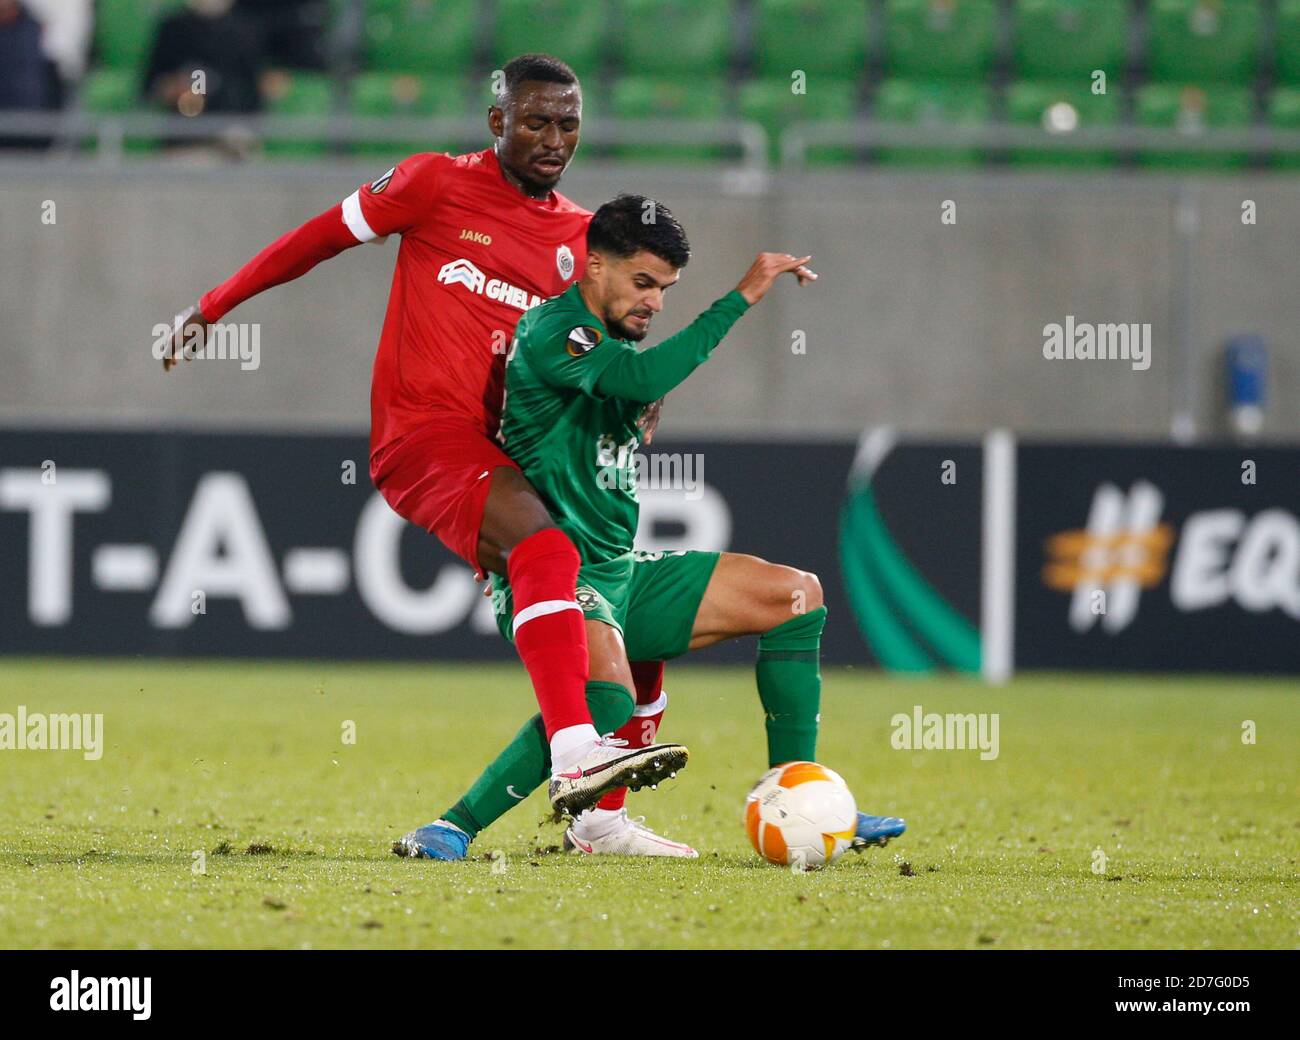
xmin=459 ymin=228 xmax=492 ymax=245
xmin=566 ymin=325 xmax=602 ymax=356
xmin=369 ymin=167 xmax=395 ymax=194
xmin=436 ymin=259 xmax=543 ymax=312
xmin=557 ymin=244 xmax=575 ymax=280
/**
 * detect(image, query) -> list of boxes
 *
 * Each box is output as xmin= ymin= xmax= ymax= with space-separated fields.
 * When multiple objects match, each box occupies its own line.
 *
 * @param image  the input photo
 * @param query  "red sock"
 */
xmin=507 ymin=528 xmax=591 ymax=739
xmin=597 ymin=660 xmax=667 ymax=811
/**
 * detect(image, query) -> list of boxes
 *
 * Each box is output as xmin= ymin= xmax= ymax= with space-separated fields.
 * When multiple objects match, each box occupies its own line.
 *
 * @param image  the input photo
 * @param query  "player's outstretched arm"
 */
xmin=590 ymin=252 xmax=817 ymax=402
xmin=160 ymin=155 xmax=442 ymax=372
xmin=160 ymin=203 xmax=364 ymax=372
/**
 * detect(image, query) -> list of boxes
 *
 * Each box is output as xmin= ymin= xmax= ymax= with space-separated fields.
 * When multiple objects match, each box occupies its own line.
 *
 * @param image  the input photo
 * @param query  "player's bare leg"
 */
xmin=689 ymin=553 xmax=906 ymax=850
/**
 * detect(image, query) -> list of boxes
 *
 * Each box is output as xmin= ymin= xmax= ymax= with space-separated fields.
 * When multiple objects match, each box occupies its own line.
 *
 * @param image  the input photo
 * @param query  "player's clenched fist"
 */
xmin=158 ymin=303 xmax=209 ymax=372
xmin=734 ymin=252 xmax=818 ymax=306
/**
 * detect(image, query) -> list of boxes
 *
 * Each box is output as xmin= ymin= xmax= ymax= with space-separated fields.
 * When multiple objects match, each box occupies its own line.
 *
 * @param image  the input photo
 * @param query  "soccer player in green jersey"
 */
xmin=396 ymin=195 xmax=906 ymax=859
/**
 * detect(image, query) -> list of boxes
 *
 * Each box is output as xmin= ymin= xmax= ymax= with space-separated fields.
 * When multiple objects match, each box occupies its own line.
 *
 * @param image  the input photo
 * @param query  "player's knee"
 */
xmin=794 ymin=570 xmax=824 ymax=615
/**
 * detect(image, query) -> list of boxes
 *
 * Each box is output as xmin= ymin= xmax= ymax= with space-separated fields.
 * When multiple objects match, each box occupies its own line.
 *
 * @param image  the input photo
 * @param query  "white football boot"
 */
xmin=547 ymin=736 xmax=688 ymax=819
xmin=565 ymin=808 xmax=699 ymax=858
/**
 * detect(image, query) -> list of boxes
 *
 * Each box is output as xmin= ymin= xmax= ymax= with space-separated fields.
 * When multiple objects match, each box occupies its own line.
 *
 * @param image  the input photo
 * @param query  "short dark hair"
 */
xmin=500 ymin=54 xmax=579 ymax=98
xmin=588 ymin=194 xmax=691 ymax=269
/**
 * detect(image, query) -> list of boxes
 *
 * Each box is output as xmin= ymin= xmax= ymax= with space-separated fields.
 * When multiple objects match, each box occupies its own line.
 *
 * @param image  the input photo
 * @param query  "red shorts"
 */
xmin=370 ymin=420 xmax=520 ymax=577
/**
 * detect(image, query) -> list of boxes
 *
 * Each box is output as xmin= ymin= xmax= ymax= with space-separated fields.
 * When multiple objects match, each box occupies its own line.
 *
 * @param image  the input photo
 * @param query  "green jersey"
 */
xmin=498 ymin=282 xmax=750 ymax=563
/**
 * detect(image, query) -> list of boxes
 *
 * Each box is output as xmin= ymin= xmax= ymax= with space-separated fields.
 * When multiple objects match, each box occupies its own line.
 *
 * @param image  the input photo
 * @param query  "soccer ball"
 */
xmin=744 ymin=761 xmax=857 ymax=869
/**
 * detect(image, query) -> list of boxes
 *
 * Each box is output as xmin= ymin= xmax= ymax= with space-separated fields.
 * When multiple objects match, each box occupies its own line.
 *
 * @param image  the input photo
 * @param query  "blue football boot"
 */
xmin=852 ymin=812 xmax=906 ymax=851
xmin=392 ymin=820 xmax=470 ymax=861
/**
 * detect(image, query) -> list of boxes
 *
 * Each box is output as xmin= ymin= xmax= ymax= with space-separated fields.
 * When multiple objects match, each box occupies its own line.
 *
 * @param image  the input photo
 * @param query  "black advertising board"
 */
xmin=0 ymin=428 xmax=858 ymax=664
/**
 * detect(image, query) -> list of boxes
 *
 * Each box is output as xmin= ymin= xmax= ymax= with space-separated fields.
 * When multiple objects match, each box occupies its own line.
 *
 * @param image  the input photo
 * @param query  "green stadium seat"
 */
xmin=1134 ymin=82 xmax=1253 ymax=170
xmin=873 ymin=79 xmax=992 ymax=167
xmin=752 ymin=0 xmax=868 ymax=78
xmin=609 ymin=77 xmax=729 ymax=161
xmin=1146 ymin=0 xmax=1261 ymax=84
xmin=491 ymin=0 xmax=608 ymax=81
xmin=1266 ymin=87 xmax=1300 ymax=169
xmin=1012 ymin=0 xmax=1129 ymax=80
xmin=262 ymin=72 xmax=335 ymax=159
xmin=348 ymin=73 xmax=468 ymax=159
xmin=363 ymin=0 xmax=476 ymax=75
xmin=738 ymin=77 xmax=859 ymax=164
xmin=1277 ymin=0 xmax=1300 ymax=85
xmin=81 ymin=69 xmax=136 ymax=113
xmin=1005 ymin=81 xmax=1123 ymax=168
xmin=94 ymin=0 xmax=186 ymax=71
xmin=80 ymin=68 xmax=158 ymax=156
xmin=884 ymin=0 xmax=998 ymax=80
xmin=617 ymin=0 xmax=734 ymax=77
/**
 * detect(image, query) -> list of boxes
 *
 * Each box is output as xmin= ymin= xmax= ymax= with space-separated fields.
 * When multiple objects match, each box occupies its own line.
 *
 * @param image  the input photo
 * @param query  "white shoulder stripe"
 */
xmin=341 ymin=190 xmax=379 ymax=243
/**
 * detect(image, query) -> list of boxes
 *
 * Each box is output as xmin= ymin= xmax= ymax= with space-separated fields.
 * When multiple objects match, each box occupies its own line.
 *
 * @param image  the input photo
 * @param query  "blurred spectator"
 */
xmin=237 ymin=0 xmax=330 ymax=70
xmin=0 ymin=0 xmax=55 ymax=111
xmin=23 ymin=0 xmax=93 ymax=100
xmin=144 ymin=0 xmax=264 ymax=115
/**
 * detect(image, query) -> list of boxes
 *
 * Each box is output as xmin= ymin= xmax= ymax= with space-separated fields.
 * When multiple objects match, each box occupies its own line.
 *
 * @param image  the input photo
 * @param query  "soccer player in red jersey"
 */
xmin=158 ymin=55 xmax=685 ymax=816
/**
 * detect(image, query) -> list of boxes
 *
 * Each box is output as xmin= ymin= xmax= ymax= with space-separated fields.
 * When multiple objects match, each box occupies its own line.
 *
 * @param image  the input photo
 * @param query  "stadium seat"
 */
xmin=609 ymin=77 xmax=730 ymax=161
xmin=1012 ymin=0 xmax=1130 ymax=80
xmin=262 ymin=72 xmax=335 ymax=159
xmin=1278 ymin=0 xmax=1300 ymax=85
xmin=492 ymin=0 xmax=609 ymax=81
xmin=363 ymin=0 xmax=476 ymax=75
xmin=348 ymin=74 xmax=468 ymax=159
xmin=738 ymin=77 xmax=859 ymax=165
xmin=1134 ymin=82 xmax=1254 ymax=170
xmin=883 ymin=0 xmax=998 ymax=80
xmin=873 ymin=79 xmax=992 ymax=167
xmin=81 ymin=69 xmax=137 ymax=114
xmin=617 ymin=0 xmax=733 ymax=77
xmin=752 ymin=0 xmax=868 ymax=78
xmin=1146 ymin=0 xmax=1261 ymax=84
xmin=1005 ymin=81 xmax=1123 ymax=168
xmin=1266 ymin=86 xmax=1300 ymax=169
xmin=94 ymin=0 xmax=186 ymax=71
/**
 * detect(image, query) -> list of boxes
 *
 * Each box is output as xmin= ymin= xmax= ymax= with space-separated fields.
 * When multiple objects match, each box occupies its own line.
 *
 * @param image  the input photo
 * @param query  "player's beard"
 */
xmin=608 ymin=318 xmax=648 ymax=342
xmin=608 ymin=309 xmax=652 ymax=342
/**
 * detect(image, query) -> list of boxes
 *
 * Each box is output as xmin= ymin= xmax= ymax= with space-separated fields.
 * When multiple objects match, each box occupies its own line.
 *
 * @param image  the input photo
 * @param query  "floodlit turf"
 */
xmin=0 ymin=659 xmax=1295 ymax=950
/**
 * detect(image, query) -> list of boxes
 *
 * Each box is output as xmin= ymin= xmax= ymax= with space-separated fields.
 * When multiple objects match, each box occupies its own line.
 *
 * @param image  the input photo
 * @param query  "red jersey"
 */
xmin=200 ymin=146 xmax=591 ymax=460
xmin=345 ymin=148 xmax=591 ymax=455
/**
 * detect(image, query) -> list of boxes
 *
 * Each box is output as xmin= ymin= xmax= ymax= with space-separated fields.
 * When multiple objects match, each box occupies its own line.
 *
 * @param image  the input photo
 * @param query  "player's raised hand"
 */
xmin=159 ymin=304 xmax=209 ymax=372
xmin=637 ymin=397 xmax=665 ymax=445
xmin=735 ymin=252 xmax=818 ymax=306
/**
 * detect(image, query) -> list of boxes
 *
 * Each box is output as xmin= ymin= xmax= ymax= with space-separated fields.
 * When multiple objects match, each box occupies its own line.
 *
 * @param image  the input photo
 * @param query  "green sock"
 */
xmin=443 ymin=680 xmax=633 ymax=840
xmin=757 ymin=605 xmax=827 ymax=767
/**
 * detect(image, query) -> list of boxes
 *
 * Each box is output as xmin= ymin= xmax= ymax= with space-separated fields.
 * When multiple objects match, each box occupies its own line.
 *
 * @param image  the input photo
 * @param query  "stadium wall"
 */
xmin=3 ymin=161 xmax=1300 ymax=441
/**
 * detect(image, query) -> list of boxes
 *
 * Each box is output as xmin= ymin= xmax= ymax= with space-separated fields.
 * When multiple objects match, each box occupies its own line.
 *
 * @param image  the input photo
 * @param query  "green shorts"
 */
xmin=492 ymin=550 xmax=720 ymax=662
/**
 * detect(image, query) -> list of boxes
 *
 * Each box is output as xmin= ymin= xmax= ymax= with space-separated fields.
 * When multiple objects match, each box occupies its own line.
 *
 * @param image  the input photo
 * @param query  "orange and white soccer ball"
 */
xmin=745 ymin=762 xmax=857 ymax=869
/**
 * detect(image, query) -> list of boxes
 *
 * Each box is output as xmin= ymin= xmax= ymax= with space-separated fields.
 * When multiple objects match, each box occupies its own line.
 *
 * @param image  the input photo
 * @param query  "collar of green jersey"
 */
xmin=562 ymin=283 xmax=612 ymax=340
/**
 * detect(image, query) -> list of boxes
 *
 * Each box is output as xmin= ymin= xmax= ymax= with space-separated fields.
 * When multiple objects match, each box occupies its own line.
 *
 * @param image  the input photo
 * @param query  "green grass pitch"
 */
xmin=0 ymin=659 xmax=1295 ymax=949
